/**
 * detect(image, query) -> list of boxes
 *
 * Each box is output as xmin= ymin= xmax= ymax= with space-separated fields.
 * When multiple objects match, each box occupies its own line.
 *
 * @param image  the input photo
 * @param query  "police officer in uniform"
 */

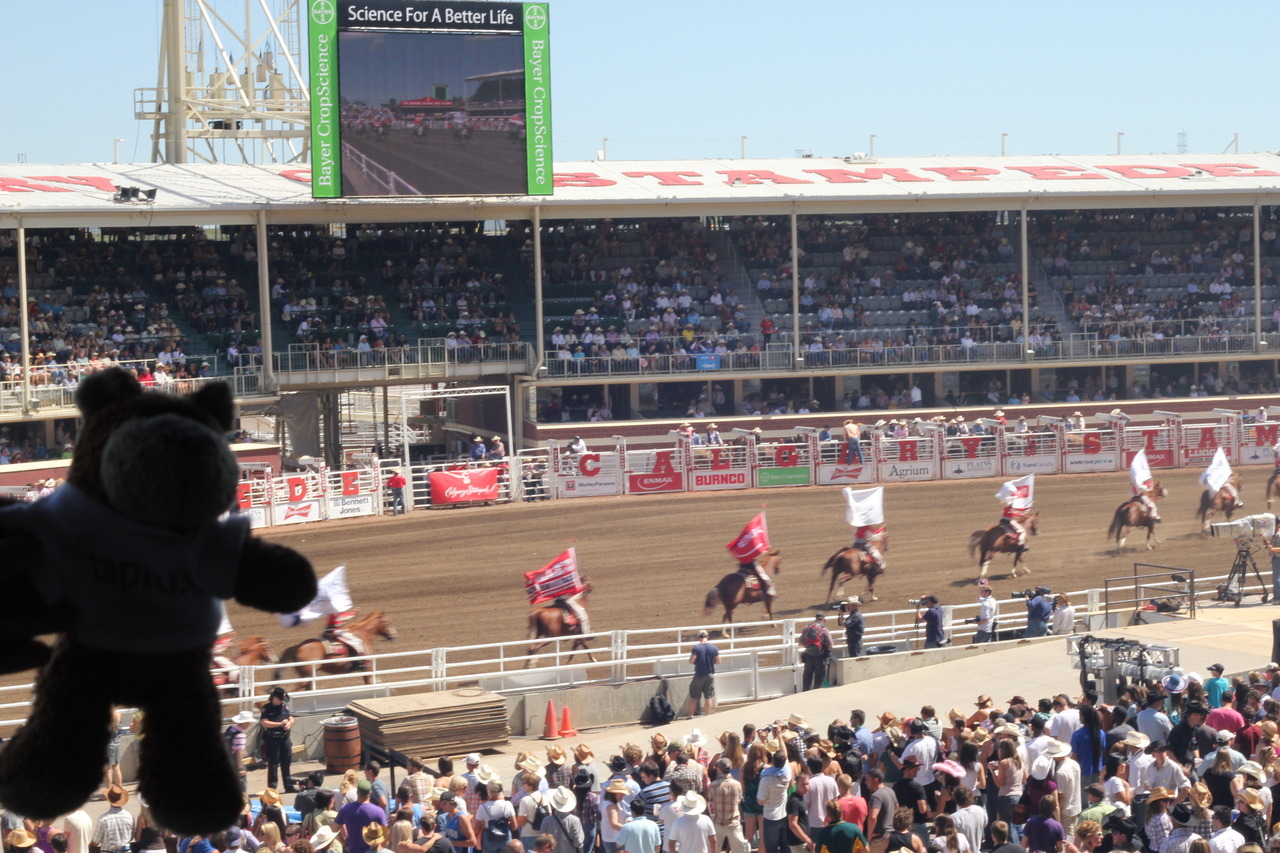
xmin=260 ymin=686 xmax=295 ymax=791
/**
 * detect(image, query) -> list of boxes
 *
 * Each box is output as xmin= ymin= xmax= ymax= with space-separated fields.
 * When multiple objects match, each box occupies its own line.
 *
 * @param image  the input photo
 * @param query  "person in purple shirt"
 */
xmin=336 ymin=781 xmax=387 ymax=853
xmin=1021 ymin=796 xmax=1064 ymax=853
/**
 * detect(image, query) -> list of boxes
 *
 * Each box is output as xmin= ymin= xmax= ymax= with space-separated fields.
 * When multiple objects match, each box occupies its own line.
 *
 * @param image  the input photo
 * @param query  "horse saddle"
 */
xmin=324 ymin=632 xmax=367 ymax=659
xmin=734 ymin=569 xmax=762 ymax=590
xmin=551 ymin=600 xmax=580 ymax=629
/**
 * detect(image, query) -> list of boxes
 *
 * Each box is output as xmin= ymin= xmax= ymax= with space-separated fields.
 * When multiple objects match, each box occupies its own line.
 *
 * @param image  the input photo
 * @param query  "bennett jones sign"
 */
xmin=429 ymin=468 xmax=500 ymax=504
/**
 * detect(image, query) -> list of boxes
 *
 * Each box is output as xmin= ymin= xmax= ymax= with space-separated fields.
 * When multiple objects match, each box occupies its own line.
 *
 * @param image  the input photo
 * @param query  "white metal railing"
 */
xmin=0 ymin=568 xmax=1261 ymax=726
xmin=340 ymin=142 xmax=421 ymax=195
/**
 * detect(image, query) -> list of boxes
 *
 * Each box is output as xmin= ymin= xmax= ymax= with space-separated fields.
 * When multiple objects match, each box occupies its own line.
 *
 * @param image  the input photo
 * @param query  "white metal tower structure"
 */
xmin=135 ymin=0 xmax=310 ymax=164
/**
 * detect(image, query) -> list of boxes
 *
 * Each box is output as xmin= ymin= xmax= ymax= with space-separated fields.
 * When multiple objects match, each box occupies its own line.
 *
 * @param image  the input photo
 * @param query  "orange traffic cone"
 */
xmin=558 ymin=705 xmax=578 ymax=738
xmin=541 ymin=699 xmax=560 ymax=740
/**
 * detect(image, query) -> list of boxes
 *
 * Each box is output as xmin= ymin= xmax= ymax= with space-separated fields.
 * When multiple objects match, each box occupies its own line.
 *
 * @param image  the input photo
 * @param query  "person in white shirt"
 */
xmin=667 ymin=792 xmax=716 ymax=853
xmin=1050 ymin=695 xmax=1084 ymax=742
xmin=1050 ymin=594 xmax=1077 ymax=636
xmin=1025 ymin=716 xmax=1055 ymax=767
xmin=1207 ymin=805 xmax=1245 ymax=853
xmin=1050 ymin=741 xmax=1083 ymax=836
xmin=949 ymin=786 xmax=987 ymax=853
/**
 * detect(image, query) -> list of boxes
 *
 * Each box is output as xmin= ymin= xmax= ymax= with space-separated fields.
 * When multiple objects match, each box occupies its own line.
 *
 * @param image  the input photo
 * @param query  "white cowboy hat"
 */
xmin=678 ymin=791 xmax=707 ymax=815
xmin=548 ymin=786 xmax=577 ymax=813
xmin=1030 ymin=755 xmax=1054 ymax=781
xmin=1122 ymin=731 xmax=1150 ymax=750
xmin=1044 ymin=739 xmax=1071 ymax=758
xmin=475 ymin=764 xmax=500 ymax=786
xmin=311 ymin=827 xmax=340 ymax=851
xmin=683 ymin=728 xmax=707 ymax=748
xmin=230 ymin=711 xmax=256 ymax=726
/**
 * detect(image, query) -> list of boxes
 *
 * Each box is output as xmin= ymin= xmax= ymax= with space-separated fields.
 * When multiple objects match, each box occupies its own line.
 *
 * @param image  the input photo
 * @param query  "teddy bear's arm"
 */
xmin=233 ymin=538 xmax=318 ymax=614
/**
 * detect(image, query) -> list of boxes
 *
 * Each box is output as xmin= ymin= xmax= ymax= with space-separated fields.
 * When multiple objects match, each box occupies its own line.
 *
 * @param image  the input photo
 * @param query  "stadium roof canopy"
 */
xmin=2 ymin=152 xmax=1280 ymax=228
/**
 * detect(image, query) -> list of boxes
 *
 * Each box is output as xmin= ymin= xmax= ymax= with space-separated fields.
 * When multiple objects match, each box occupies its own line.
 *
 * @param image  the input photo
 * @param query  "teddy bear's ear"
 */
xmin=75 ymin=368 xmax=141 ymax=418
xmin=189 ymin=381 xmax=236 ymax=432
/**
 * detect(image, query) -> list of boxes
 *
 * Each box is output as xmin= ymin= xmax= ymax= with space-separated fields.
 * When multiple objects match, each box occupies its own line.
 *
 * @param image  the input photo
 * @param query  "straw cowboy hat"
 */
xmin=548 ymin=786 xmax=576 ymax=813
xmin=311 ymin=827 xmax=340 ymax=851
xmin=947 ymin=708 xmax=965 ymax=723
xmin=517 ymin=756 xmax=544 ymax=776
xmin=677 ymin=791 xmax=707 ymax=815
xmin=6 ymin=831 xmax=36 ymax=849
xmin=363 ymin=824 xmax=387 ymax=847
xmin=1237 ymin=788 xmax=1266 ymax=812
xmin=1044 ymin=739 xmax=1072 ymax=758
xmin=546 ymin=745 xmax=567 ymax=763
xmin=604 ymin=779 xmax=631 ymax=797
xmin=256 ymin=788 xmax=282 ymax=806
xmin=573 ymin=744 xmax=594 ymax=762
xmin=788 ymin=713 xmax=809 ymax=728
xmin=651 ymin=732 xmax=669 ymax=751
xmin=1122 ymin=731 xmax=1150 ymax=750
xmin=1147 ymin=787 xmax=1175 ymax=804
xmin=106 ymin=784 xmax=129 ymax=806
xmin=475 ymin=764 xmax=500 ymax=786
xmin=975 ymin=695 xmax=994 ymax=708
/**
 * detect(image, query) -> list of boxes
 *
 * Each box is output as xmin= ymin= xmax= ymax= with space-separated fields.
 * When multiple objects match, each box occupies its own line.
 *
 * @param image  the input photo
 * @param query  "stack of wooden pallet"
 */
xmin=347 ymin=688 xmax=510 ymax=759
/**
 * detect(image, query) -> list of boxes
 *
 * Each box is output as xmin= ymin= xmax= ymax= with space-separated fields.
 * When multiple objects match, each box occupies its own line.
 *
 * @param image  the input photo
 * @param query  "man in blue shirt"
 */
xmin=1205 ymin=663 xmax=1229 ymax=707
xmin=1025 ymin=588 xmax=1052 ymax=638
xmin=687 ymin=630 xmax=721 ymax=719
xmin=919 ymin=596 xmax=945 ymax=649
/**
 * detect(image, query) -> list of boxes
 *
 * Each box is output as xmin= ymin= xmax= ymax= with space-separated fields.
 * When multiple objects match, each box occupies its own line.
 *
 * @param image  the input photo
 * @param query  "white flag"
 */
xmin=844 ymin=486 xmax=885 ymax=527
xmin=278 ymin=565 xmax=353 ymax=627
xmin=996 ymin=474 xmax=1035 ymax=510
xmin=217 ymin=603 xmax=233 ymax=637
xmin=1129 ymin=449 xmax=1153 ymax=494
xmin=1199 ymin=447 xmax=1233 ymax=495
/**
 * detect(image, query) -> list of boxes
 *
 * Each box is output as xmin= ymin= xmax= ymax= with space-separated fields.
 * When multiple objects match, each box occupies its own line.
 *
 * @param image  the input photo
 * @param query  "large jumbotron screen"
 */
xmin=308 ymin=0 xmax=552 ymax=198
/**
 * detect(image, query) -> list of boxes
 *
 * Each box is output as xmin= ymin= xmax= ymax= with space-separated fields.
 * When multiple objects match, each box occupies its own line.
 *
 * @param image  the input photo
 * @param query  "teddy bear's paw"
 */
xmin=142 ymin=770 xmax=243 ymax=835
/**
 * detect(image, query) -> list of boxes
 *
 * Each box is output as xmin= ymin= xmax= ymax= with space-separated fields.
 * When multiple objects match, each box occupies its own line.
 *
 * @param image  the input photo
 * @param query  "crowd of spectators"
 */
xmin=13 ymin=657 xmax=1280 ymax=853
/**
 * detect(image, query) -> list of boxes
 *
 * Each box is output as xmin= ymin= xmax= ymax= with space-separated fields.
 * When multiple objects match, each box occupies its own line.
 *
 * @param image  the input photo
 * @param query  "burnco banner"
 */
xmin=429 ymin=467 xmax=500 ymax=504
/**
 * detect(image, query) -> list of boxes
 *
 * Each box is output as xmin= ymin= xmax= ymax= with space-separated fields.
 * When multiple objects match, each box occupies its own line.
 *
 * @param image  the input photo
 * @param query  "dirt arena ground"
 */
xmin=234 ymin=464 xmax=1274 ymax=658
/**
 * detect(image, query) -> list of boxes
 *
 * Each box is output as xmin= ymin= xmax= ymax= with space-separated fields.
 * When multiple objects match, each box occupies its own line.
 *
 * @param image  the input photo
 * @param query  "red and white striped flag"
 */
xmin=726 ymin=513 xmax=771 ymax=562
xmin=525 ymin=548 xmax=585 ymax=605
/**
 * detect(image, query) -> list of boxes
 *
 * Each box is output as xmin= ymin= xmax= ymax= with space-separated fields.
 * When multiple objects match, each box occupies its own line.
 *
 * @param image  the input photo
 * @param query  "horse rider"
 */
xmin=211 ymin=635 xmax=238 ymax=687
xmin=998 ymin=496 xmax=1029 ymax=548
xmin=739 ymin=556 xmax=777 ymax=602
xmin=321 ymin=611 xmax=367 ymax=664
xmin=554 ymin=589 xmax=591 ymax=635
xmin=1132 ymin=479 xmax=1162 ymax=523
xmin=853 ymin=522 xmax=886 ymax=576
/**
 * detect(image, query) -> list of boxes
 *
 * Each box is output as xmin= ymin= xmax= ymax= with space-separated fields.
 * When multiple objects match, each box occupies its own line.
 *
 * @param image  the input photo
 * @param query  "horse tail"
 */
xmin=1107 ymin=508 xmax=1124 ymax=541
xmin=967 ymin=530 xmax=984 ymax=558
xmin=527 ymin=610 xmax=541 ymax=642
xmin=703 ymin=587 xmax=720 ymax=615
xmin=1197 ymin=489 xmax=1211 ymax=522
xmin=820 ymin=549 xmax=843 ymax=577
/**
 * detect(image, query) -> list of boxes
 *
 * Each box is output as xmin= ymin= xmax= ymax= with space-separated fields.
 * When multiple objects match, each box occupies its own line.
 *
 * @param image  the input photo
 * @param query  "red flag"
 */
xmin=726 ymin=513 xmax=770 ymax=562
xmin=524 ymin=548 xmax=585 ymax=605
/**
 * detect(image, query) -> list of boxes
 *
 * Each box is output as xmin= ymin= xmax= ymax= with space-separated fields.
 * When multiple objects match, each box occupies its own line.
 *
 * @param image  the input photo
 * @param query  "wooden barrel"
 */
xmin=323 ymin=715 xmax=361 ymax=773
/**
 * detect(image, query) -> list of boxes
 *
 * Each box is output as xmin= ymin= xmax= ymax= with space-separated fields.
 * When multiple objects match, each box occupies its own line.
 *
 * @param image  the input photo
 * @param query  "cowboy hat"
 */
xmin=518 ymin=756 xmax=544 ymax=776
xmin=1122 ymin=731 xmax=1150 ymax=750
xmin=1044 ymin=740 xmax=1072 ymax=758
xmin=993 ymin=723 xmax=1022 ymax=738
xmin=651 ymin=732 xmax=669 ymax=750
xmin=1238 ymin=760 xmax=1265 ymax=782
xmin=969 ymin=729 xmax=992 ymax=746
xmin=683 ymin=728 xmax=707 ymax=748
xmin=788 ymin=713 xmax=809 ymax=728
xmin=677 ymin=791 xmax=707 ymax=815
xmin=5 ymin=831 xmax=36 ymax=849
xmin=947 ymin=708 xmax=965 ymax=723
xmin=311 ymin=827 xmax=340 ymax=851
xmin=257 ymin=788 xmax=282 ymax=806
xmin=1170 ymin=803 xmax=1197 ymax=826
xmin=1161 ymin=673 xmax=1188 ymax=694
xmin=975 ymin=695 xmax=994 ymax=708
xmin=548 ymin=786 xmax=577 ymax=813
xmin=1238 ymin=788 xmax=1266 ymax=812
xmin=846 ymin=595 xmax=862 ymax=606
xmin=1147 ymin=786 xmax=1175 ymax=804
xmin=932 ymin=759 xmax=965 ymax=779
xmin=604 ymin=778 xmax=631 ymax=797
xmin=230 ymin=710 xmax=256 ymax=726
xmin=106 ymin=784 xmax=129 ymax=806
xmin=1190 ymin=781 xmax=1212 ymax=808
xmin=573 ymin=744 xmax=594 ymax=762
xmin=1030 ymin=755 xmax=1054 ymax=781
xmin=363 ymin=824 xmax=387 ymax=846
xmin=546 ymin=745 xmax=567 ymax=763
xmin=475 ymin=764 xmax=500 ymax=785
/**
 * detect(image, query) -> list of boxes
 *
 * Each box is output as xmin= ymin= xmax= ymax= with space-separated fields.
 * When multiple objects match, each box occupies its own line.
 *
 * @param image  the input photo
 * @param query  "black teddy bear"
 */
xmin=0 ymin=368 xmax=317 ymax=833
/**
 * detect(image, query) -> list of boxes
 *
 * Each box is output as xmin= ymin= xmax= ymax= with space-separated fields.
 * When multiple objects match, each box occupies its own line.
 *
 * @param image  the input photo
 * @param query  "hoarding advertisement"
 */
xmin=309 ymin=0 xmax=341 ymax=198
xmin=310 ymin=0 xmax=551 ymax=198
xmin=523 ymin=3 xmax=552 ymax=195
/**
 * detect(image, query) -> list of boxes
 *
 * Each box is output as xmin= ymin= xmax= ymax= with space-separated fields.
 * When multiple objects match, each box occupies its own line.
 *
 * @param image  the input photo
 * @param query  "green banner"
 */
xmin=308 ymin=0 xmax=341 ymax=198
xmin=757 ymin=466 xmax=812 ymax=488
xmin=523 ymin=3 xmax=552 ymax=195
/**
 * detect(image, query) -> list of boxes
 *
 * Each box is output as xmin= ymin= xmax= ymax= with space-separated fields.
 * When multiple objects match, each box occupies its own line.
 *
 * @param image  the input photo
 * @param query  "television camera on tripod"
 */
xmin=1208 ymin=514 xmax=1276 ymax=605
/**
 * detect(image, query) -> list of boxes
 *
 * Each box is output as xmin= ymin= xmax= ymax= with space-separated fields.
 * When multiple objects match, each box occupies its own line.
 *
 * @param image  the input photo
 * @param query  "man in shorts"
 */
xmin=687 ymin=630 xmax=721 ymax=719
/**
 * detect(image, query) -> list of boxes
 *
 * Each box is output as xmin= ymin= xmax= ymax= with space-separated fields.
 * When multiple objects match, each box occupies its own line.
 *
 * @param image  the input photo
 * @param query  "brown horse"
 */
xmin=525 ymin=579 xmax=595 ymax=666
xmin=968 ymin=511 xmax=1039 ymax=578
xmin=275 ymin=611 xmax=398 ymax=691
xmin=1267 ymin=469 xmax=1280 ymax=511
xmin=1108 ymin=483 xmax=1170 ymax=554
xmin=820 ymin=534 xmax=888 ymax=604
xmin=213 ymin=635 xmax=275 ymax=695
xmin=1198 ymin=472 xmax=1244 ymax=532
xmin=703 ymin=550 xmax=783 ymax=623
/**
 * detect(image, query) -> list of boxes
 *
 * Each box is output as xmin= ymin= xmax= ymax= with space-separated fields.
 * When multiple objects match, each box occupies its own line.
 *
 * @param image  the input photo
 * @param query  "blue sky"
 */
xmin=3 ymin=0 xmax=1278 ymax=165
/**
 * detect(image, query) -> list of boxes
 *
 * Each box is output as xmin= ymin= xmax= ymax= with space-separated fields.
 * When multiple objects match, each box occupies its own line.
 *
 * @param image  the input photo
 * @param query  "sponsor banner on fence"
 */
xmin=627 ymin=471 xmax=684 ymax=493
xmin=1065 ymin=452 xmax=1120 ymax=472
xmin=816 ymin=462 xmax=876 ymax=485
xmin=559 ymin=475 xmax=622 ymax=497
xmin=328 ymin=493 xmax=376 ymax=518
xmin=234 ymin=506 xmax=271 ymax=529
xmin=878 ymin=461 xmax=938 ymax=482
xmin=943 ymin=456 xmax=998 ymax=479
xmin=429 ymin=468 xmax=500 ymax=504
xmin=757 ymin=466 xmax=812 ymax=488
xmin=1182 ymin=425 xmax=1232 ymax=466
xmin=273 ymin=499 xmax=324 ymax=525
xmin=1004 ymin=455 xmax=1059 ymax=475
xmin=1123 ymin=449 xmax=1173 ymax=468
xmin=1241 ymin=443 xmax=1278 ymax=466
xmin=690 ymin=469 xmax=750 ymax=490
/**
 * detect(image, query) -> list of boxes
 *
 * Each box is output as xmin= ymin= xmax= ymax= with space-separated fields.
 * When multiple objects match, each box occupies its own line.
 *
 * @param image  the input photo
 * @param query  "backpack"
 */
xmin=802 ymin=623 xmax=826 ymax=654
xmin=648 ymin=693 xmax=676 ymax=725
xmin=530 ymin=794 xmax=553 ymax=832
xmin=484 ymin=811 xmax=512 ymax=843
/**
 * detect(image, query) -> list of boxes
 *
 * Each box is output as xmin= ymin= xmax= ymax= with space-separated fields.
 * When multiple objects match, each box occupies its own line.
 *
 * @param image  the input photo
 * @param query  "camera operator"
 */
xmin=1024 ymin=587 xmax=1052 ymax=638
xmin=799 ymin=613 xmax=833 ymax=691
xmin=915 ymin=595 xmax=946 ymax=649
xmin=973 ymin=580 xmax=998 ymax=643
xmin=836 ymin=596 xmax=864 ymax=657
